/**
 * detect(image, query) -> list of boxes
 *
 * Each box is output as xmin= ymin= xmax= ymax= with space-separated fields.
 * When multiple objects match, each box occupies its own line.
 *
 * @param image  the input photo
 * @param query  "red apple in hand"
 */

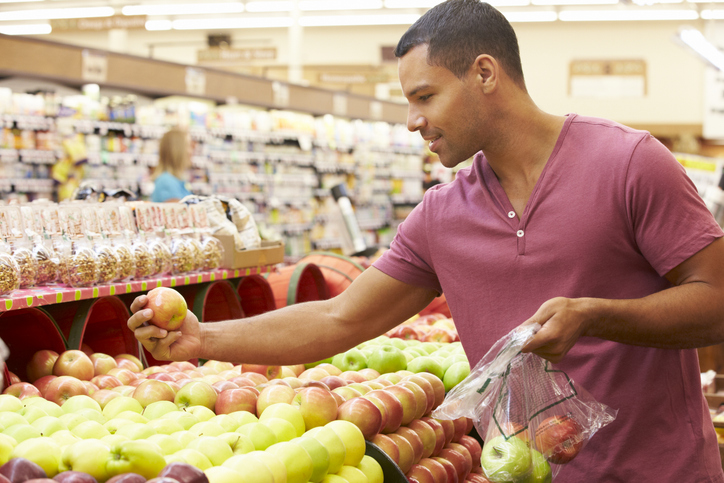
xmin=145 ymin=287 xmax=187 ymax=330
xmin=534 ymin=413 xmax=584 ymax=464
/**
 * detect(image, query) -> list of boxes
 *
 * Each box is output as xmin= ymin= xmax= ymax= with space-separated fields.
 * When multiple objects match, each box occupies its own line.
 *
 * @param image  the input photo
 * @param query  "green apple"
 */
xmin=0 ymin=394 xmax=23 ymax=412
xmin=217 ymin=432 xmax=255 ymax=455
xmin=0 ymin=412 xmax=27 ymax=429
xmin=4 ymin=423 xmax=41 ymax=443
xmin=0 ymin=433 xmax=15 ymax=465
xmin=185 ymin=404 xmax=216 ymax=422
xmin=325 ymin=420 xmax=366 ymax=467
xmin=62 ymin=395 xmax=102 ymax=414
xmin=103 ymin=417 xmax=136 ymax=435
xmin=246 ymin=450 xmax=287 ymax=483
xmin=259 ymin=403 xmax=306 ymax=437
xmin=172 ymin=430 xmax=198 ymax=448
xmin=143 ymin=400 xmax=179 ymax=420
xmin=402 ymin=350 xmax=417 ymax=364
xmin=160 ymin=409 xmax=200 ymax=430
xmin=236 ymin=422 xmax=278 ymax=450
xmin=31 ymin=416 xmax=67 ymax=437
xmin=112 ymin=410 xmax=148 ymax=424
xmin=260 ymin=417 xmax=298 ymax=443
xmin=406 ymin=356 xmax=445 ymax=380
xmin=23 ymin=397 xmax=63 ymax=418
xmin=114 ymin=421 xmax=157 ymax=440
xmin=165 ymin=448 xmax=213 ymax=470
xmin=147 ymin=433 xmax=183 ymax=455
xmin=101 ymin=434 xmax=130 ymax=447
xmin=266 ymin=441 xmax=314 ymax=483
xmin=481 ymin=435 xmax=532 ymax=483
xmin=304 ymin=426 xmax=346 ymax=474
xmin=58 ymin=413 xmax=88 ymax=430
xmin=332 ymin=349 xmax=368 ymax=372
xmin=49 ymin=429 xmax=80 ymax=448
xmin=525 ymin=449 xmax=552 ymax=483
xmin=443 ymin=361 xmax=471 ymax=392
xmin=366 ymin=346 xmax=407 ymax=374
xmin=337 ymin=465 xmax=369 ymax=483
xmin=210 ymin=414 xmax=241 ymax=432
xmin=10 ymin=436 xmax=62 ymax=476
xmin=321 ymin=474 xmax=349 ymax=483
xmin=222 ymin=453 xmax=275 ymax=483
xmin=357 ymin=455 xmax=384 ymax=483
xmin=71 ymin=420 xmax=110 ymax=439
xmin=290 ymin=436 xmax=330 ymax=483
xmin=205 ymin=466 xmax=243 ymax=483
xmin=19 ymin=405 xmax=48 ymax=424
xmin=388 ymin=339 xmax=408 ymax=350
xmin=441 ymin=354 xmax=469 ymax=373
xmin=305 ymin=357 xmax=334 ymax=369
xmin=227 ymin=410 xmax=259 ymax=428
xmin=106 ymin=439 xmax=166 ymax=480
xmin=188 ymin=421 xmax=226 ymax=438
xmin=60 ymin=438 xmax=111 ymax=481
xmin=102 ymin=396 xmax=143 ymax=419
xmin=418 ymin=342 xmax=440 ymax=354
xmin=186 ymin=434 xmax=234 ymax=466
xmin=174 ymin=381 xmax=217 ymax=411
xmin=147 ymin=418 xmax=184 ymax=436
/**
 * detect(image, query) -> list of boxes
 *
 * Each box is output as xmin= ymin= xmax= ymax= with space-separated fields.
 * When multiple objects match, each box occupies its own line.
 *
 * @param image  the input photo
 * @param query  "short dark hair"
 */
xmin=395 ymin=0 xmax=525 ymax=88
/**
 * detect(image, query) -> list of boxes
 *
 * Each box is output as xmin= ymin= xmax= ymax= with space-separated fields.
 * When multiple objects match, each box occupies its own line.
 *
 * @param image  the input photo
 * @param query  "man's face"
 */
xmin=398 ymin=44 xmax=485 ymax=168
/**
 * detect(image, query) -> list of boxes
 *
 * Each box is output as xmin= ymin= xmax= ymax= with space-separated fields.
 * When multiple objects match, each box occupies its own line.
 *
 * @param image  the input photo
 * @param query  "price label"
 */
xmin=81 ymin=50 xmax=108 ymax=83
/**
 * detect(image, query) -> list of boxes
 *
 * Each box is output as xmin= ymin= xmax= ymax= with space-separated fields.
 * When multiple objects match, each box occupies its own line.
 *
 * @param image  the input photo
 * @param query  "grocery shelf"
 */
xmin=0 ymin=266 xmax=273 ymax=313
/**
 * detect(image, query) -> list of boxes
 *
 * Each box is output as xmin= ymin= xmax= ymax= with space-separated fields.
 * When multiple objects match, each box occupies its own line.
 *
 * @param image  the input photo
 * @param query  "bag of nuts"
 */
xmin=24 ymin=205 xmax=60 ymax=286
xmin=101 ymin=203 xmax=136 ymax=283
xmin=57 ymin=203 xmax=99 ymax=288
xmin=190 ymin=204 xmax=224 ymax=271
xmin=2 ymin=206 xmax=37 ymax=289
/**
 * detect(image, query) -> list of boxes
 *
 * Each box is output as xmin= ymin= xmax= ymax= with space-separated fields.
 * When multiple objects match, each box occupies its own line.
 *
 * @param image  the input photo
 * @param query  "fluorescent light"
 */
xmin=559 ymin=8 xmax=697 ymax=20
xmin=383 ymin=0 xmax=440 ymax=7
xmin=300 ymin=0 xmax=383 ymax=9
xmin=489 ymin=0 xmax=530 ymax=6
xmin=701 ymin=9 xmax=724 ymax=18
xmin=0 ymin=7 xmax=115 ymax=21
xmin=631 ymin=0 xmax=682 ymax=5
xmin=172 ymin=17 xmax=293 ymax=29
xmin=0 ymin=23 xmax=50 ymax=34
xmin=245 ymin=1 xmax=292 ymax=12
xmin=0 ymin=0 xmax=44 ymax=3
xmin=678 ymin=28 xmax=724 ymax=70
xmin=122 ymin=3 xmax=244 ymax=16
xmin=299 ymin=13 xmax=419 ymax=25
xmin=503 ymin=10 xmax=557 ymax=20
xmin=533 ymin=0 xmax=616 ymax=4
xmin=146 ymin=19 xmax=172 ymax=30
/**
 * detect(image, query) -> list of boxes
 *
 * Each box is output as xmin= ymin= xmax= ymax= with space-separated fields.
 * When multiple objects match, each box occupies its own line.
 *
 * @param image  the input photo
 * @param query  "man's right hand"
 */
xmin=127 ymin=294 xmax=202 ymax=362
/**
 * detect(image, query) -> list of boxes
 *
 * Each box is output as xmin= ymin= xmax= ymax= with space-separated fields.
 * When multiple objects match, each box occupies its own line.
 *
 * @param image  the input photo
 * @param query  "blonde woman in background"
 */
xmin=151 ymin=128 xmax=192 ymax=202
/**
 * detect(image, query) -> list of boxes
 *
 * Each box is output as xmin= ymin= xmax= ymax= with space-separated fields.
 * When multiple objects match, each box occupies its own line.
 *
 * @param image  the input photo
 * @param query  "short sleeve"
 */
xmin=373 ymin=193 xmax=442 ymax=294
xmin=626 ymin=135 xmax=723 ymax=276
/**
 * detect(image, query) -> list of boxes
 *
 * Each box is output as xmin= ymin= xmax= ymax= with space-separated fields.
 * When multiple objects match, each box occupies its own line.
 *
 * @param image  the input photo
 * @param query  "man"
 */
xmin=128 ymin=0 xmax=724 ymax=479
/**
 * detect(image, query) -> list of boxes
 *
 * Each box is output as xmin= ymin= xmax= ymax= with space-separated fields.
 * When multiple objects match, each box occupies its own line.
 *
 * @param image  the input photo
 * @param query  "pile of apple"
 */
xmin=385 ymin=314 xmax=459 ymax=343
xmin=324 ymin=335 xmax=470 ymax=394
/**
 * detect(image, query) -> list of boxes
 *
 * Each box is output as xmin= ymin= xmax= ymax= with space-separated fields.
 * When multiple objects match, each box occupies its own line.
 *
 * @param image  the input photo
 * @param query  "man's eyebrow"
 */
xmin=407 ymin=84 xmax=431 ymax=98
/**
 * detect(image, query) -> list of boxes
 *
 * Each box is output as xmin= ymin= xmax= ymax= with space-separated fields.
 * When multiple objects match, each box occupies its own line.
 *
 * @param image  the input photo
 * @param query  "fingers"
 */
xmin=130 ymin=295 xmax=148 ymax=314
xmin=153 ymin=331 xmax=183 ymax=361
xmin=127 ymin=308 xmax=153 ymax=331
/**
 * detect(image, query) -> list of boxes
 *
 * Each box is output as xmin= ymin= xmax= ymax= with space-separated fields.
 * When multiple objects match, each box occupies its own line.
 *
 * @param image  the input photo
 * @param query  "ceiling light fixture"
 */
xmin=145 ymin=20 xmax=172 ymax=30
xmin=299 ymin=13 xmax=420 ymax=25
xmin=122 ymin=3 xmax=244 ymax=16
xmin=0 ymin=7 xmax=115 ymax=21
xmin=701 ymin=9 xmax=724 ymax=18
xmin=558 ymin=8 xmax=697 ymax=20
xmin=172 ymin=17 xmax=294 ymax=29
xmin=677 ymin=27 xmax=724 ymax=70
xmin=0 ymin=23 xmax=50 ymax=34
xmin=245 ymin=1 xmax=292 ymax=12
xmin=0 ymin=0 xmax=44 ymax=4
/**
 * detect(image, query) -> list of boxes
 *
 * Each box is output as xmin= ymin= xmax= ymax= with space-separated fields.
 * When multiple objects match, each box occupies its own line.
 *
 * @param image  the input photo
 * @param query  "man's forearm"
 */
xmin=585 ymin=281 xmax=724 ymax=349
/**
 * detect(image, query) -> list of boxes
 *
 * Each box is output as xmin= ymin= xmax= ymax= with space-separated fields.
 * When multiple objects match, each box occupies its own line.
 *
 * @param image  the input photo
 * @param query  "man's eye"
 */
xmin=419 ymin=94 xmax=432 ymax=101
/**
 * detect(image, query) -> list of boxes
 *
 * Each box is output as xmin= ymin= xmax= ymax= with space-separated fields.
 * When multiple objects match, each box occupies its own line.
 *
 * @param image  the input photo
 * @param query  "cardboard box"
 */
xmin=215 ymin=235 xmax=285 ymax=269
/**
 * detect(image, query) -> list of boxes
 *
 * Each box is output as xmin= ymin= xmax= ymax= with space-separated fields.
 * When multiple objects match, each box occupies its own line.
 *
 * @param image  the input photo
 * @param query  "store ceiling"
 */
xmin=0 ymin=0 xmax=719 ymax=35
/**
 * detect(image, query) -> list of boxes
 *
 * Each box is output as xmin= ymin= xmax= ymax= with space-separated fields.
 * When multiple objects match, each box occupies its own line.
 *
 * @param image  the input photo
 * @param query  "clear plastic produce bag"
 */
xmin=432 ymin=324 xmax=617 ymax=482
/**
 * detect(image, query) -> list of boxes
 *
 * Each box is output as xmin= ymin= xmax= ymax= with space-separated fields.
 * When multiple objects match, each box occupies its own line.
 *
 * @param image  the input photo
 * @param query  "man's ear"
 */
xmin=473 ymin=54 xmax=498 ymax=93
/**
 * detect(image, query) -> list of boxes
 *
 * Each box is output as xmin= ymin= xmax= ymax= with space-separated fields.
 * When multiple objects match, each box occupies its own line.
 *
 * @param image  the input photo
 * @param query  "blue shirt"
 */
xmin=151 ymin=172 xmax=191 ymax=202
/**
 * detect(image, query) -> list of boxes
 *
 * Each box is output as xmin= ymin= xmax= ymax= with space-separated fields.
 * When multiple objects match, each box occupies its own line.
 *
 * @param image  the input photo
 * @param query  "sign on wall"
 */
xmin=51 ymin=15 xmax=147 ymax=31
xmin=197 ymin=48 xmax=277 ymax=63
xmin=569 ymin=59 xmax=646 ymax=98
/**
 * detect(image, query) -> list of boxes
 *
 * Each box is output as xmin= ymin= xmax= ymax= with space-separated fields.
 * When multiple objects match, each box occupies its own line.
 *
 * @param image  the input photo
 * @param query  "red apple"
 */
xmin=408 ymin=464 xmax=436 ymax=483
xmin=398 ymin=381 xmax=429 ymax=420
xmin=331 ymin=386 xmax=363 ymax=402
xmin=298 ymin=368 xmax=330 ymax=382
xmin=292 ymin=386 xmax=338 ymax=429
xmin=418 ymin=458 xmax=450 ymax=483
xmin=90 ymin=375 xmax=122 ymax=390
xmin=445 ymin=443 xmax=472 ymax=478
xmin=241 ymin=364 xmax=281 ymax=380
xmin=357 ymin=368 xmax=381 ymax=381
xmin=394 ymin=426 xmax=425 ymax=465
xmin=44 ymin=375 xmax=88 ymax=405
xmin=534 ymin=414 xmax=584 ymax=464
xmin=371 ymin=433 xmax=399 ymax=464
xmin=403 ymin=375 xmax=436 ymax=415
xmin=147 ymin=372 xmax=175 ymax=382
xmin=339 ymin=371 xmax=367 ymax=384
xmin=215 ymin=387 xmax=258 ymax=414
xmin=366 ymin=389 xmax=403 ymax=434
xmin=33 ymin=375 xmax=57 ymax=396
xmin=6 ymin=372 xmax=20 ymax=386
xmin=430 ymin=457 xmax=459 ymax=483
xmin=256 ymin=384 xmax=295 ymax=416
xmin=337 ymin=396 xmax=383 ymax=439
xmin=145 ymin=287 xmax=188 ymax=330
xmin=438 ymin=447 xmax=470 ymax=482
xmin=452 ymin=417 xmax=468 ymax=443
xmin=319 ymin=376 xmax=347 ymax=391
xmin=388 ymin=433 xmax=415 ymax=474
xmin=422 ymin=328 xmax=454 ymax=343
xmin=434 ymin=418 xmax=455 ymax=446
xmin=91 ymin=389 xmax=122 ymax=408
xmin=229 ymin=376 xmax=255 ymax=387
xmin=212 ymin=380 xmax=238 ymax=394
xmin=315 ymin=363 xmax=342 ymax=377
xmin=421 ymin=417 xmax=447 ymax=456
xmin=115 ymin=354 xmax=143 ymax=372
xmin=388 ymin=325 xmax=420 ymax=340
xmin=106 ymin=368 xmax=137 ymax=386
xmin=83 ymin=381 xmax=99 ymax=395
xmin=457 ymin=436 xmax=482 ymax=468
xmin=170 ymin=361 xmax=197 ymax=372
xmin=53 ymin=350 xmax=94 ymax=381
xmin=26 ymin=350 xmax=59 ymax=383
xmin=385 ymin=385 xmax=419 ymax=426
xmin=408 ymin=419 xmax=438 ymax=459
xmin=240 ymin=372 xmax=268 ymax=385
xmin=132 ymin=379 xmax=175 ymax=406
xmin=2 ymin=382 xmax=41 ymax=399
xmin=415 ymin=374 xmax=446 ymax=411
xmin=287 ymin=364 xmax=306 ymax=376
xmin=89 ymin=353 xmax=118 ymax=376
xmin=331 ymin=392 xmax=345 ymax=406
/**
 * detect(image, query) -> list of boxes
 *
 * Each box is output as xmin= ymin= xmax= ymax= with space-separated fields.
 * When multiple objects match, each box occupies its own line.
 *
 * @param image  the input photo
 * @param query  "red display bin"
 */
xmin=235 ymin=275 xmax=276 ymax=317
xmin=64 ymin=296 xmax=139 ymax=357
xmin=264 ymin=263 xmax=330 ymax=308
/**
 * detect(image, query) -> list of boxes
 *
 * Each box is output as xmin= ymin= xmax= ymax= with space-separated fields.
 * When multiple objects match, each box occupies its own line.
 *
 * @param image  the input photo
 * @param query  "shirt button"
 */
xmin=517 ymin=230 xmax=524 ymax=237
xmin=508 ymin=211 xmax=515 ymax=218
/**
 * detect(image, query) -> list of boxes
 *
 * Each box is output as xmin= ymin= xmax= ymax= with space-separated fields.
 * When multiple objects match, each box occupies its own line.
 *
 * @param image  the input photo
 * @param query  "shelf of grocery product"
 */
xmin=0 ymin=266 xmax=272 ymax=313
